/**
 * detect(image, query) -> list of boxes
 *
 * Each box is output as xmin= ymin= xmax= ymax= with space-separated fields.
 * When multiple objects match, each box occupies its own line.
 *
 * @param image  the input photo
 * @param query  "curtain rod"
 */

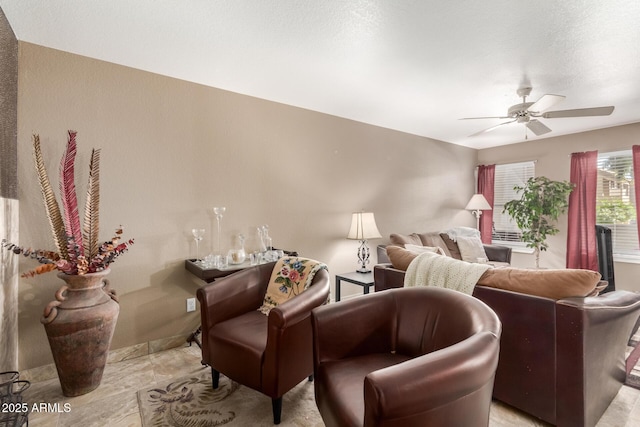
xmin=477 ymin=159 xmax=537 ymax=166
xmin=568 ymin=147 xmax=633 ymax=157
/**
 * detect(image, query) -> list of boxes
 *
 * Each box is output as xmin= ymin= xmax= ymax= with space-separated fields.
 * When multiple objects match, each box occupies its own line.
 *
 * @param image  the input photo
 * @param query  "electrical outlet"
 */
xmin=186 ymin=297 xmax=196 ymax=312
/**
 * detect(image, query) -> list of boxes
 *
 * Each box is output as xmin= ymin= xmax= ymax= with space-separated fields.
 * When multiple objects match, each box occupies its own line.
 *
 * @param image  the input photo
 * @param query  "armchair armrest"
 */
xmin=363 ymin=332 xmax=500 ymax=424
xmin=262 ymin=268 xmax=331 ymax=396
xmin=312 ymin=292 xmax=395 ymax=366
xmin=268 ymin=269 xmax=330 ymax=329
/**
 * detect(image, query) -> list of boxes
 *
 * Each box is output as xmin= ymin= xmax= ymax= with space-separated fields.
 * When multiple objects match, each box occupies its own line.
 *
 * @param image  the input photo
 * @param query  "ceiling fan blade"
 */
xmin=542 ymin=106 xmax=615 ymax=118
xmin=526 ymin=119 xmax=552 ymax=136
xmin=528 ymin=94 xmax=565 ymax=113
xmin=469 ymin=120 xmax=516 ymax=137
xmin=459 ymin=116 xmax=510 ymax=120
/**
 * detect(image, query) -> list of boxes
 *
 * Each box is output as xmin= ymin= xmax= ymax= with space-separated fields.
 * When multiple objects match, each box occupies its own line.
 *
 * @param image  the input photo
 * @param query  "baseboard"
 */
xmin=20 ymin=334 xmax=190 ymax=383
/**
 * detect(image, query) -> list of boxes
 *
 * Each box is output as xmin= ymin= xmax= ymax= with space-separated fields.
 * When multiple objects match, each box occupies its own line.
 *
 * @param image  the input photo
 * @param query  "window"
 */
xmin=596 ymin=150 xmax=639 ymax=259
xmin=491 ymin=161 xmax=535 ymax=248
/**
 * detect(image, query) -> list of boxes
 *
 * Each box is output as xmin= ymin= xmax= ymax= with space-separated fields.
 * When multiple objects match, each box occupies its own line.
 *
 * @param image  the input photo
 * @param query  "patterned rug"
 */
xmin=626 ymin=319 xmax=640 ymax=389
xmin=137 ymin=370 xmax=323 ymax=427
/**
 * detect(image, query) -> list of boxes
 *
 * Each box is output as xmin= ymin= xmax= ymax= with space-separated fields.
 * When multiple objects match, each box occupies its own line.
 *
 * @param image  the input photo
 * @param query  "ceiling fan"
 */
xmin=461 ymin=87 xmax=615 ymax=138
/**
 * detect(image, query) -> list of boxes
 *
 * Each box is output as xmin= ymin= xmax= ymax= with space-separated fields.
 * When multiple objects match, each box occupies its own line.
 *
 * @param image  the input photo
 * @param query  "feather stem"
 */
xmin=59 ymin=130 xmax=84 ymax=257
xmin=83 ymin=148 xmax=101 ymax=259
xmin=33 ymin=134 xmax=68 ymax=259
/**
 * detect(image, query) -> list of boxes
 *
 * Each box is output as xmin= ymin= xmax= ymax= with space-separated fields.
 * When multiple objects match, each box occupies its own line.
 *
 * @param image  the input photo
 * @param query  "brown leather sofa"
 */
xmin=311 ymin=287 xmax=501 ymax=427
xmin=374 ymin=262 xmax=640 ymax=427
xmin=379 ymin=231 xmax=513 ymax=265
xmin=197 ymin=261 xmax=330 ymax=424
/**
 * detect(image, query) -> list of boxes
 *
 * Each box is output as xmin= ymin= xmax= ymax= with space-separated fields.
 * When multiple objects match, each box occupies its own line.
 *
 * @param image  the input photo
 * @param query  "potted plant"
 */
xmin=1 ymin=131 xmax=133 ymax=396
xmin=503 ymin=176 xmax=574 ymax=269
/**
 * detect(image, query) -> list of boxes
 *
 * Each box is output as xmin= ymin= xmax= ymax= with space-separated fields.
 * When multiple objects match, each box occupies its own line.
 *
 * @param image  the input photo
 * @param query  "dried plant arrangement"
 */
xmin=2 ymin=131 xmax=133 ymax=276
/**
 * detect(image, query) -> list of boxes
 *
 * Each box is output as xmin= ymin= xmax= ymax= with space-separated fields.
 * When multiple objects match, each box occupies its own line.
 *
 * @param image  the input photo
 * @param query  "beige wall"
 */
xmin=15 ymin=42 xmax=478 ymax=369
xmin=478 ymin=122 xmax=640 ymax=290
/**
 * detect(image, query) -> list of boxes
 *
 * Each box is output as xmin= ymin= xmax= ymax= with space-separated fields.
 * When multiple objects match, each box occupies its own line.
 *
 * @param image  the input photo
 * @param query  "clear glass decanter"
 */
xmin=228 ymin=234 xmax=246 ymax=264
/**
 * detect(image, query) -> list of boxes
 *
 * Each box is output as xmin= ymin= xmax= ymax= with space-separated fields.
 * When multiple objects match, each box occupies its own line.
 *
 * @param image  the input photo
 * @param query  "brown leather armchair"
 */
xmin=311 ymin=287 xmax=502 ymax=427
xmin=197 ymin=261 xmax=330 ymax=424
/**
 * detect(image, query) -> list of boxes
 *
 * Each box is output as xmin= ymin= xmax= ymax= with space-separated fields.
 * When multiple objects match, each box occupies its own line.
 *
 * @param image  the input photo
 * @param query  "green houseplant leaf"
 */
xmin=503 ymin=176 xmax=574 ymax=268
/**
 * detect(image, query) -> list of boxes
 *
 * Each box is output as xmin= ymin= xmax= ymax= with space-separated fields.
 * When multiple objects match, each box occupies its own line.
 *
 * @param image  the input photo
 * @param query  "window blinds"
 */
xmin=491 ymin=161 xmax=536 ymax=244
xmin=596 ymin=150 xmax=639 ymax=257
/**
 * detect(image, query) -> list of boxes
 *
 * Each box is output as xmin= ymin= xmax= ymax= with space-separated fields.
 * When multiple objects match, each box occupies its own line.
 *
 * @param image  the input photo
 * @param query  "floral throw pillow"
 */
xmin=258 ymin=257 xmax=328 ymax=315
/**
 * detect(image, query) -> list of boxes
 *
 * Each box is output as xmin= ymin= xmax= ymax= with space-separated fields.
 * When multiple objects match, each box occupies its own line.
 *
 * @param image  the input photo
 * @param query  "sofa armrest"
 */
xmin=377 ymin=244 xmax=390 ymax=264
xmin=555 ymin=290 xmax=640 ymax=426
xmin=312 ymin=292 xmax=395 ymax=366
xmin=363 ymin=332 xmax=500 ymax=424
xmin=373 ymin=264 xmax=405 ymax=292
xmin=483 ymin=244 xmax=512 ymax=263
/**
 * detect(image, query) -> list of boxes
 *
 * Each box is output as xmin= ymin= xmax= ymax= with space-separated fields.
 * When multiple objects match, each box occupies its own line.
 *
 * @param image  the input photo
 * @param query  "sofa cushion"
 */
xmin=477 ymin=268 xmax=602 ymax=300
xmin=415 ymin=232 xmax=452 ymax=257
xmin=390 ymin=233 xmax=423 ymax=246
xmin=439 ymin=233 xmax=463 ymax=260
xmin=588 ymin=280 xmax=609 ymax=297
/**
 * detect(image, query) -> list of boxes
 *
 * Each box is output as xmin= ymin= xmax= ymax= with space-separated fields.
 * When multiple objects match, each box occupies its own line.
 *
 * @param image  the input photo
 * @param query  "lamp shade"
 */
xmin=347 ymin=212 xmax=382 ymax=240
xmin=465 ymin=194 xmax=492 ymax=211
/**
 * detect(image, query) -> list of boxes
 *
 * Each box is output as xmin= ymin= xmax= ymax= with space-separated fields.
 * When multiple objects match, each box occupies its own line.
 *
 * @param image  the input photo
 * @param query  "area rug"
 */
xmin=137 ymin=370 xmax=323 ymax=427
xmin=626 ymin=319 xmax=640 ymax=389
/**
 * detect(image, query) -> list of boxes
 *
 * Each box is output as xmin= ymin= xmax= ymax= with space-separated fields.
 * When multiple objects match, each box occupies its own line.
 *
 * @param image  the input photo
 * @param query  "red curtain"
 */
xmin=633 ymin=146 xmax=640 ymax=245
xmin=477 ymin=165 xmax=495 ymax=244
xmin=566 ymin=151 xmax=598 ymax=270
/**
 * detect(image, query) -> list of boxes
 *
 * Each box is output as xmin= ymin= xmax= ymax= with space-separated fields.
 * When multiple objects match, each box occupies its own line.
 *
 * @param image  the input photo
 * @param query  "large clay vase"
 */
xmin=41 ymin=268 xmax=119 ymax=397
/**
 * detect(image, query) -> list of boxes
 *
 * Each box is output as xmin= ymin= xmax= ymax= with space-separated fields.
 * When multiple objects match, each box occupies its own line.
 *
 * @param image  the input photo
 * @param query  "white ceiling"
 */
xmin=2 ymin=0 xmax=640 ymax=149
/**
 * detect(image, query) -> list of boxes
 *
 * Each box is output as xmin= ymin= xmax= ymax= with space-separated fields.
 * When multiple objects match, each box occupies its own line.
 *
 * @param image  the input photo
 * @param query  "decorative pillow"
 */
xmin=258 ymin=257 xmax=328 ymax=315
xmin=390 ymin=233 xmax=423 ymax=247
xmin=439 ymin=233 xmax=463 ymax=260
xmin=386 ymin=245 xmax=419 ymax=271
xmin=477 ymin=268 xmax=602 ymax=300
xmin=456 ymin=236 xmax=489 ymax=263
xmin=588 ymin=281 xmax=609 ymax=297
xmin=415 ymin=232 xmax=452 ymax=257
xmin=404 ymin=244 xmax=446 ymax=256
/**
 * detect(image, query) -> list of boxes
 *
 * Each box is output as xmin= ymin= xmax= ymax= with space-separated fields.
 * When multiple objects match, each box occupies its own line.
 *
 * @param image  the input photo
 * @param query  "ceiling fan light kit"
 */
xmin=462 ymin=86 xmax=615 ymax=138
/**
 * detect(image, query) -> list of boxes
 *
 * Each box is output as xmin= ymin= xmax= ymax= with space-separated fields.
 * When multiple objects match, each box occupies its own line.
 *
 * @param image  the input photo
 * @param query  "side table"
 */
xmin=335 ymin=271 xmax=375 ymax=302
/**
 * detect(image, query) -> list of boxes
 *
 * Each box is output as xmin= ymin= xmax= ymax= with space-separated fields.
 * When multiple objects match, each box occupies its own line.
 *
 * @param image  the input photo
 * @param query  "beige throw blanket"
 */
xmin=404 ymin=252 xmax=491 ymax=295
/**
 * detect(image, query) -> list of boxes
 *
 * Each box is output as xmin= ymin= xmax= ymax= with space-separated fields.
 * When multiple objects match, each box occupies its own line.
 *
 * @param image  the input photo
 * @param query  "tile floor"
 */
xmin=18 ymin=343 xmax=640 ymax=426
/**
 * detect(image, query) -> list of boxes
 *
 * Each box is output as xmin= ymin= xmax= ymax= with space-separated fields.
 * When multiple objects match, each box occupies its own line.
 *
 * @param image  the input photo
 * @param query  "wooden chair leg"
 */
xmin=272 ymin=397 xmax=282 ymax=424
xmin=308 ymin=374 xmax=314 ymax=382
xmin=211 ymin=368 xmax=220 ymax=389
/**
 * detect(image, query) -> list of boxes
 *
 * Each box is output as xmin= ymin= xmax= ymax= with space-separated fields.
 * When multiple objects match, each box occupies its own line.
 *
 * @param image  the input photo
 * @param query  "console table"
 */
xmin=184 ymin=259 xmax=255 ymax=348
xmin=185 ymin=259 xmax=252 ymax=283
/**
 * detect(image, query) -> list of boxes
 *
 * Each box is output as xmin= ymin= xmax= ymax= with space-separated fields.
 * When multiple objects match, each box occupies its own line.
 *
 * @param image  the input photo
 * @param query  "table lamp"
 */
xmin=465 ymin=194 xmax=492 ymax=229
xmin=347 ymin=212 xmax=382 ymax=273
